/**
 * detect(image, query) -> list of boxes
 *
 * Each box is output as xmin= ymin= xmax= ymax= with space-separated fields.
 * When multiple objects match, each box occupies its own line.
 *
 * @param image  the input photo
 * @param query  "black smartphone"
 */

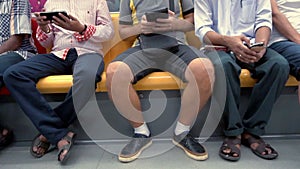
xmin=40 ymin=11 xmax=69 ymax=22
xmin=249 ymin=42 xmax=265 ymax=52
xmin=145 ymin=8 xmax=168 ymax=22
xmin=244 ymin=41 xmax=265 ymax=52
xmin=249 ymin=42 xmax=264 ymax=48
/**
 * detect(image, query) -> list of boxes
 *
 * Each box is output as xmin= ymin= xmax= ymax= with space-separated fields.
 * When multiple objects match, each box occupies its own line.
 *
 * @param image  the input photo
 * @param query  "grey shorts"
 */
xmin=113 ymin=44 xmax=206 ymax=83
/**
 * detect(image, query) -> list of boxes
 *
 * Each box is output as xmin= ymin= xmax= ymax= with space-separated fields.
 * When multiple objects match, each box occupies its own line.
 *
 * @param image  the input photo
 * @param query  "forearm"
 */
xmin=172 ymin=16 xmax=194 ymax=32
xmin=255 ymin=26 xmax=270 ymax=45
xmin=119 ymin=24 xmax=141 ymax=41
xmin=203 ymin=31 xmax=228 ymax=46
xmin=273 ymin=13 xmax=300 ymax=43
xmin=0 ymin=35 xmax=24 ymax=54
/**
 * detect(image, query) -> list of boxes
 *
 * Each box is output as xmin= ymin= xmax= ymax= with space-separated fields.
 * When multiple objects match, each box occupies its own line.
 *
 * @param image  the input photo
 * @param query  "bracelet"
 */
xmin=44 ymin=26 xmax=50 ymax=34
xmin=79 ymin=24 xmax=87 ymax=35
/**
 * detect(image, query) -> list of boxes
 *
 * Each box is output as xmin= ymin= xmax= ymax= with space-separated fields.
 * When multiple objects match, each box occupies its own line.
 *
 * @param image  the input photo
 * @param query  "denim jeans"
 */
xmin=4 ymin=49 xmax=104 ymax=144
xmin=207 ymin=48 xmax=289 ymax=136
xmin=270 ymin=40 xmax=300 ymax=80
xmin=0 ymin=52 xmax=24 ymax=88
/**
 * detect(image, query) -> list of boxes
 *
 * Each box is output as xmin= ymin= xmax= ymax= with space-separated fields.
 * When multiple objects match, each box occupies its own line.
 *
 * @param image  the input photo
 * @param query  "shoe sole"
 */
xmin=118 ymin=140 xmax=153 ymax=163
xmin=172 ymin=139 xmax=208 ymax=161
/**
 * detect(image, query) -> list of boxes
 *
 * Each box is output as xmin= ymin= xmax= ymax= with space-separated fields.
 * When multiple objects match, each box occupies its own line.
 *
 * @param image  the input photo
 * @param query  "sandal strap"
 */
xmin=36 ymin=139 xmax=50 ymax=149
xmin=221 ymin=137 xmax=241 ymax=154
xmin=242 ymin=134 xmax=277 ymax=155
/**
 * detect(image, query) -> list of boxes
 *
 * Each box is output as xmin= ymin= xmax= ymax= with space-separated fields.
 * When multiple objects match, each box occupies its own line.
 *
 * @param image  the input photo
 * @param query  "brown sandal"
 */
xmin=219 ymin=136 xmax=241 ymax=161
xmin=242 ymin=134 xmax=278 ymax=160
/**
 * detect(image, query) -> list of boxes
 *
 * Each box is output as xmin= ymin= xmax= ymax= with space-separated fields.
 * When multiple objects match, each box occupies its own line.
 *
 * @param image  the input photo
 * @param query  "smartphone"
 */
xmin=145 ymin=8 xmax=168 ymax=22
xmin=249 ymin=42 xmax=265 ymax=52
xmin=40 ymin=11 xmax=69 ymax=22
xmin=244 ymin=41 xmax=265 ymax=52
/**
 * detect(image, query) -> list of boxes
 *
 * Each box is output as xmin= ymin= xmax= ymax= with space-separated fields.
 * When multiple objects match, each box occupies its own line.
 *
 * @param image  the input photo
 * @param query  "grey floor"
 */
xmin=0 ymin=138 xmax=299 ymax=169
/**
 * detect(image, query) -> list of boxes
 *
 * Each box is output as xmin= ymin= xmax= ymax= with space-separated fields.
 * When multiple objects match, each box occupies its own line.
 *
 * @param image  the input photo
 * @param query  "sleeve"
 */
xmin=181 ymin=0 xmax=194 ymax=16
xmin=73 ymin=0 xmax=114 ymax=43
xmin=194 ymin=0 xmax=215 ymax=43
xmin=36 ymin=24 xmax=55 ymax=48
xmin=10 ymin=0 xmax=32 ymax=35
xmin=119 ymin=0 xmax=133 ymax=25
xmin=254 ymin=0 xmax=272 ymax=32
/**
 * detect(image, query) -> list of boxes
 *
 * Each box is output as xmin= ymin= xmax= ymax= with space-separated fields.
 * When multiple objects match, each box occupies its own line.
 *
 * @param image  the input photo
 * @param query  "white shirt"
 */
xmin=269 ymin=0 xmax=300 ymax=45
xmin=194 ymin=0 xmax=272 ymax=43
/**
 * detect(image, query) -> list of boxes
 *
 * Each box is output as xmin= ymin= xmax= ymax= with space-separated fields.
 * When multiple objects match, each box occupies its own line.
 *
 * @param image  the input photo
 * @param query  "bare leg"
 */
xmin=106 ymin=61 xmax=144 ymax=128
xmin=178 ymin=58 xmax=214 ymax=126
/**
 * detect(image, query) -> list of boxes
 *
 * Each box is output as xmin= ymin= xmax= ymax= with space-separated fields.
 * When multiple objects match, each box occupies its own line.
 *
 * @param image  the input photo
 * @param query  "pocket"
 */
xmin=240 ymin=0 xmax=256 ymax=24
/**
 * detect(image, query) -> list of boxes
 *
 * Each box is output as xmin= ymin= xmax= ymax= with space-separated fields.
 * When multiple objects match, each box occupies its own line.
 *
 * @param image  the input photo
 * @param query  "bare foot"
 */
xmin=57 ymin=132 xmax=76 ymax=162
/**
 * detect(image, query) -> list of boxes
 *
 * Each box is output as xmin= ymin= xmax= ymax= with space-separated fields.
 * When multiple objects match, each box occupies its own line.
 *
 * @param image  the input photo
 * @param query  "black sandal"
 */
xmin=219 ymin=136 xmax=241 ymax=161
xmin=30 ymin=134 xmax=51 ymax=158
xmin=57 ymin=132 xmax=76 ymax=164
xmin=0 ymin=126 xmax=14 ymax=150
xmin=242 ymin=134 xmax=278 ymax=160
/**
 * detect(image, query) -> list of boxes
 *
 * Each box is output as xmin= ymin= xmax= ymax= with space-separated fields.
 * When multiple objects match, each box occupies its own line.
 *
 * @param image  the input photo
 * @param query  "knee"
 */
xmin=3 ymin=66 xmax=18 ymax=85
xmin=186 ymin=58 xmax=215 ymax=88
xmin=106 ymin=62 xmax=119 ymax=89
xmin=271 ymin=57 xmax=290 ymax=77
xmin=106 ymin=62 xmax=132 ymax=91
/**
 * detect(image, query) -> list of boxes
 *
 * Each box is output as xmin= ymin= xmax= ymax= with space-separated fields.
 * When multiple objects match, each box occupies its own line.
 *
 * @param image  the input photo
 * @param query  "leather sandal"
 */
xmin=30 ymin=134 xmax=50 ymax=158
xmin=242 ymin=133 xmax=278 ymax=160
xmin=219 ymin=136 xmax=241 ymax=161
xmin=57 ymin=132 xmax=76 ymax=164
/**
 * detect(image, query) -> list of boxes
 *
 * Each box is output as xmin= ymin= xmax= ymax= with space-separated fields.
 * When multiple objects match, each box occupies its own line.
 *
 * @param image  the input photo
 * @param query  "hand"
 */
xmin=252 ymin=47 xmax=266 ymax=62
xmin=52 ymin=14 xmax=85 ymax=33
xmin=140 ymin=10 xmax=176 ymax=34
xmin=34 ymin=10 xmax=51 ymax=32
xmin=140 ymin=15 xmax=156 ymax=34
xmin=152 ymin=10 xmax=176 ymax=33
xmin=226 ymin=35 xmax=257 ymax=63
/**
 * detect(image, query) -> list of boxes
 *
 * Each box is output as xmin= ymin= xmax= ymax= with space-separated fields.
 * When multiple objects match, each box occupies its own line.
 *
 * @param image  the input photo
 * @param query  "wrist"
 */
xmin=79 ymin=24 xmax=87 ymax=35
xmin=41 ymin=25 xmax=50 ymax=34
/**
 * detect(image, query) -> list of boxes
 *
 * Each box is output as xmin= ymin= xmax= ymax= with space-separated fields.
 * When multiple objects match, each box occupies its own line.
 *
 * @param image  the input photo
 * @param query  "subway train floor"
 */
xmin=0 ymin=138 xmax=299 ymax=169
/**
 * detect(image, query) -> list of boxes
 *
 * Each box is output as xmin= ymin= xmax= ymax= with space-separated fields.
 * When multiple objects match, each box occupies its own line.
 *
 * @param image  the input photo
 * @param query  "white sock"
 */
xmin=134 ymin=122 xmax=150 ymax=137
xmin=174 ymin=121 xmax=190 ymax=136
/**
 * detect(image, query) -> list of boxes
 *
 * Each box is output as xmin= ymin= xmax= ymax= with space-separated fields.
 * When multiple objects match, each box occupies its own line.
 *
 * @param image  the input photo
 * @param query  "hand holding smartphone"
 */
xmin=145 ymin=8 xmax=168 ymax=22
xmin=249 ymin=42 xmax=266 ymax=52
xmin=244 ymin=42 xmax=266 ymax=52
xmin=40 ymin=11 xmax=69 ymax=22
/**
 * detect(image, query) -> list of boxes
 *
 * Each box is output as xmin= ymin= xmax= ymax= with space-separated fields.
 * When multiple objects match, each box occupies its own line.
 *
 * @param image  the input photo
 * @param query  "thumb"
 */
xmin=241 ymin=35 xmax=250 ymax=46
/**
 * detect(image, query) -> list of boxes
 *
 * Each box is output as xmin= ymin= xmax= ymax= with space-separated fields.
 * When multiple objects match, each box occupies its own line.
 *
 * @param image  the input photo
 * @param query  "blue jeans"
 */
xmin=4 ymin=48 xmax=104 ymax=145
xmin=269 ymin=40 xmax=300 ymax=80
xmin=0 ymin=52 xmax=24 ymax=88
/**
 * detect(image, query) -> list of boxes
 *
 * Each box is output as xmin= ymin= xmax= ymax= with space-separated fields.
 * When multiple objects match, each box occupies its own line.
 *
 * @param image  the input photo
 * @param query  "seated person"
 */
xmin=195 ymin=0 xmax=289 ymax=161
xmin=0 ymin=0 xmax=36 ymax=150
xmin=106 ymin=0 xmax=214 ymax=163
xmin=269 ymin=0 xmax=300 ymax=103
xmin=3 ymin=0 xmax=113 ymax=163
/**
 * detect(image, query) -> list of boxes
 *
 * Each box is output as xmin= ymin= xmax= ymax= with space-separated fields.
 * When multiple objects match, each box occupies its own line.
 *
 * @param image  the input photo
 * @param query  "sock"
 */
xmin=174 ymin=121 xmax=190 ymax=136
xmin=134 ymin=122 xmax=150 ymax=137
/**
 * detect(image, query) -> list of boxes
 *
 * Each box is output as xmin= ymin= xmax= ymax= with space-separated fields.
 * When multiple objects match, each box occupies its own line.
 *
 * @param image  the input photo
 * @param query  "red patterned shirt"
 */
xmin=36 ymin=0 xmax=114 ymax=59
